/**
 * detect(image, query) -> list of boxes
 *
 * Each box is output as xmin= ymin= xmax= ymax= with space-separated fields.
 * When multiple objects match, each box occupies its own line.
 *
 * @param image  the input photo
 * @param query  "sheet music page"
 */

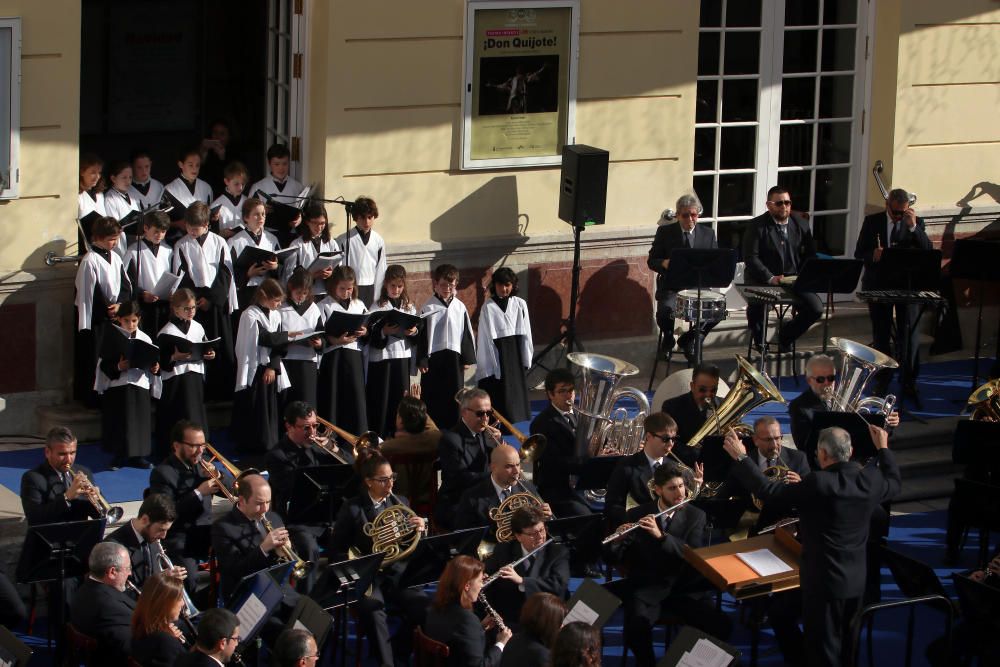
xmin=152 ymin=270 xmax=184 ymax=299
xmin=677 ymin=638 xmax=732 ymax=667
xmin=235 ymin=593 xmax=267 ymax=634
xmin=561 ymin=600 xmax=599 ymax=626
xmin=736 ymin=548 xmax=792 ymax=577
xmin=292 ymin=619 xmax=309 ymax=631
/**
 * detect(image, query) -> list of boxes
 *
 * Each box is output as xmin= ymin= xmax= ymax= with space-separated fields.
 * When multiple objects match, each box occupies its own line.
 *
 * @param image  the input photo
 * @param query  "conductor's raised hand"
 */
xmin=723 ymin=430 xmax=747 ymax=460
xmin=868 ymin=423 xmax=889 ymax=450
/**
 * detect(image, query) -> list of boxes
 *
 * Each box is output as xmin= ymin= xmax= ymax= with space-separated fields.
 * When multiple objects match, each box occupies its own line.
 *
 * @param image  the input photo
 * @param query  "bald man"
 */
xmin=454 ymin=444 xmax=552 ymax=539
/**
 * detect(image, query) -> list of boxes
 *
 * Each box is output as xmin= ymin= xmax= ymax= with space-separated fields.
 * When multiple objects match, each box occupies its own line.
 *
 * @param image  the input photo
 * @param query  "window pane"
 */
xmin=780 ymin=77 xmax=815 ymax=120
xmin=785 ymin=0 xmax=819 ymax=26
xmin=694 ymin=175 xmax=715 ymax=218
xmin=722 ymin=79 xmax=758 ymax=121
xmin=779 ymin=170 xmax=812 ymax=213
xmin=783 ymin=30 xmax=818 ymax=73
xmin=818 ymin=75 xmax=853 ymax=118
xmin=724 ymin=32 xmax=760 ymax=74
xmin=696 ymin=80 xmax=719 ymax=123
xmin=726 ymin=0 xmax=761 ymax=27
xmin=700 ymin=0 xmax=722 ymax=28
xmin=821 ymin=28 xmax=855 ymax=72
xmin=817 ymin=121 xmax=852 ymax=164
xmin=779 ymin=124 xmax=814 ymax=167
xmin=720 ymin=126 xmax=756 ymax=169
xmin=814 ymin=167 xmax=850 ymax=210
xmin=695 ymin=127 xmax=717 ymax=171
xmin=718 ymin=220 xmax=747 ymax=252
xmin=718 ymin=173 xmax=755 ymax=217
xmin=824 ymin=0 xmax=857 ymax=25
xmin=811 ymin=213 xmax=847 ymax=255
xmin=698 ymin=32 xmax=721 ymax=75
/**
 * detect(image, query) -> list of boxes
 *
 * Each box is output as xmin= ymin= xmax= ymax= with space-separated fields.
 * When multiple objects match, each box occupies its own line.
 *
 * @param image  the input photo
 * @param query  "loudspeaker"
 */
xmin=558 ymin=144 xmax=609 ymax=226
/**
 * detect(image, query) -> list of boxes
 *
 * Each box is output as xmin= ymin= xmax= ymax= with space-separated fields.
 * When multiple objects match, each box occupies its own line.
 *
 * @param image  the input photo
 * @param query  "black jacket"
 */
xmin=454 ymin=477 xmax=543 ymax=536
xmin=264 ymin=435 xmax=348 ymax=519
xmin=210 ymin=505 xmax=285 ymax=601
xmin=742 ymin=212 xmax=817 ymax=284
xmin=20 ymin=462 xmax=100 ymax=525
xmin=328 ymin=492 xmax=412 ymax=565
xmin=731 ymin=449 xmax=901 ymax=599
xmin=615 ymin=500 xmax=706 ymax=601
xmin=174 ymin=651 xmax=224 ymax=667
xmin=130 ymin=629 xmax=187 ymax=667
xmin=605 ymin=451 xmax=657 ymax=521
xmin=788 ymin=389 xmax=826 ymax=463
xmin=437 ymin=422 xmax=496 ymax=515
xmin=425 ymin=602 xmax=502 ymax=667
xmin=106 ymin=521 xmax=159 ymax=589
xmin=148 ymin=454 xmax=213 ymax=554
xmin=529 ymin=405 xmax=580 ymax=503
xmin=498 ymin=633 xmax=549 ymax=667
xmin=647 ymin=222 xmax=718 ymax=299
xmin=854 ymin=211 xmax=932 ymax=290
xmin=69 ymin=577 xmax=136 ymax=667
xmin=660 ymin=392 xmax=708 ymax=464
xmin=484 ymin=539 xmax=570 ymax=626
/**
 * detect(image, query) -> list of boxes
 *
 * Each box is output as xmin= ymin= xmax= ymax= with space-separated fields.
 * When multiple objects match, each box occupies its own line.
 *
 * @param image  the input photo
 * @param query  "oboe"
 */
xmin=478 ymin=592 xmax=507 ymax=633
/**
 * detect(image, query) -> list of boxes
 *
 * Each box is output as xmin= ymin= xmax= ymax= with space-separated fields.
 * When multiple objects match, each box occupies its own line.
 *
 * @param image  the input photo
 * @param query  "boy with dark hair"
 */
xmin=125 ymin=210 xmax=173 ymax=335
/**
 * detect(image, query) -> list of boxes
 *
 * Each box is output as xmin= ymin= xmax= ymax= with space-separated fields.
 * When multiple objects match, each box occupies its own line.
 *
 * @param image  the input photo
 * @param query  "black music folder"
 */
xmin=366 ymin=309 xmax=426 ymax=333
xmin=657 ymin=626 xmax=740 ymax=666
xmin=158 ymin=335 xmax=222 ymax=361
xmin=0 ymin=626 xmax=32 ymax=667
xmin=101 ymin=326 xmax=161 ymax=370
xmin=805 ymin=411 xmax=881 ymax=462
xmin=564 ymin=578 xmax=622 ymax=629
xmin=284 ymin=595 xmax=334 ymax=649
xmin=323 ymin=311 xmax=371 ymax=337
xmin=234 ymin=245 xmax=297 ymax=271
xmin=162 ymin=191 xmax=192 ymax=222
xmin=226 ymin=562 xmax=291 ymax=652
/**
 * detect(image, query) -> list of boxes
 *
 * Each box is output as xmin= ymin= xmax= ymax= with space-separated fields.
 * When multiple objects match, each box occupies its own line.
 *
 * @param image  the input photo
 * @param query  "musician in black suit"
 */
xmin=854 ymin=188 xmax=933 ymax=395
xmin=660 ymin=363 xmax=720 ymax=464
xmin=106 ymin=493 xmax=181 ymax=592
xmin=175 ymin=607 xmax=241 ymax=666
xmin=499 ymin=592 xmax=567 ymax=667
xmin=609 ymin=462 xmax=732 ymax=667
xmin=272 ymin=628 xmax=319 ymax=667
xmin=265 ymin=401 xmax=350 ymax=593
xmin=148 ymin=420 xmax=220 ymax=594
xmin=742 ymin=186 xmax=822 ymax=352
xmin=724 ymin=423 xmax=901 ymax=666
xmin=20 ymin=426 xmax=102 ymax=525
xmin=455 ymin=444 xmax=552 ymax=536
xmin=69 ymin=541 xmax=136 ymax=667
xmin=435 ymin=388 xmax=500 ymax=530
xmin=329 ymin=451 xmax=429 ymax=667
xmin=647 ymin=194 xmax=720 ymax=361
xmin=530 ymin=368 xmax=590 ymax=517
xmin=484 ymin=506 xmax=570 ymax=629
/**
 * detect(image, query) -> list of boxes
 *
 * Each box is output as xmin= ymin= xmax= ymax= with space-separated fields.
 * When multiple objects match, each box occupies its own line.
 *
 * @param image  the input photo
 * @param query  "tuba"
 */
xmin=968 ymin=379 xmax=1000 ymax=421
xmin=824 ymin=338 xmax=899 ymax=416
xmin=567 ymin=353 xmax=650 ymax=459
xmin=363 ymin=496 xmax=421 ymax=565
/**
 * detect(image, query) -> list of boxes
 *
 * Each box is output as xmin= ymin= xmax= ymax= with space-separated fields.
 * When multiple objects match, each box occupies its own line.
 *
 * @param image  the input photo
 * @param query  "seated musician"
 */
xmin=272 ymin=628 xmax=319 ymax=667
xmin=530 ymin=368 xmax=591 ymax=517
xmin=173 ymin=607 xmax=241 ymax=667
xmin=499 ymin=593 xmax=567 ymax=667
xmin=69 ymin=541 xmax=137 ymax=666
xmin=435 ymin=388 xmax=500 ymax=530
xmin=107 ymin=493 xmax=183 ymax=592
xmin=329 ymin=450 xmax=430 ymax=666
xmin=425 ymin=555 xmax=512 ymax=666
xmin=484 ymin=506 xmax=569 ymax=631
xmin=381 ymin=391 xmax=442 ymax=510
xmin=742 ymin=186 xmax=822 ymax=353
xmin=660 ymin=363 xmax=719 ymax=465
xmin=149 ymin=420 xmax=220 ymax=596
xmin=646 ymin=193 xmax=720 ymax=362
xmin=20 ymin=426 xmax=101 ymax=525
xmin=265 ymin=401 xmax=350 ymax=592
xmin=605 ymin=412 xmax=700 ymax=526
xmin=130 ymin=571 xmax=191 ymax=667
xmin=608 ymin=462 xmax=732 ymax=667
xmin=454 ymin=444 xmax=552 ymax=536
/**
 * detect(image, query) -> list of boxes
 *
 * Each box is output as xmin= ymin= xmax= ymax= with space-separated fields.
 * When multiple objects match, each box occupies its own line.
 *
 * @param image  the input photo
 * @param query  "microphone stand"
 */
xmin=267 ymin=192 xmax=357 ymax=266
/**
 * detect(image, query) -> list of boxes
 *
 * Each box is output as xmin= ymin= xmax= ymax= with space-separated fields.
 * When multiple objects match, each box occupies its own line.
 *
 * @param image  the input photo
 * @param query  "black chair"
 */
xmin=953 ymin=478 xmax=1000 ymax=564
xmin=63 ymin=622 xmax=97 ymax=667
xmin=413 ymin=626 xmax=450 ymax=667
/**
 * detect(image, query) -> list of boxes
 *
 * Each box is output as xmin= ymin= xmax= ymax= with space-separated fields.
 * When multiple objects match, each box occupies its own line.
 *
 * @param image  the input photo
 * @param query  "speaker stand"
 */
xmin=530 ymin=224 xmax=586 ymax=374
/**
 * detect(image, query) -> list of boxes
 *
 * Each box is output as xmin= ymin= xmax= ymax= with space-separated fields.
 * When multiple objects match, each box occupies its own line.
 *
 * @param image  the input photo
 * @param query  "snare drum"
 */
xmin=676 ymin=289 xmax=728 ymax=323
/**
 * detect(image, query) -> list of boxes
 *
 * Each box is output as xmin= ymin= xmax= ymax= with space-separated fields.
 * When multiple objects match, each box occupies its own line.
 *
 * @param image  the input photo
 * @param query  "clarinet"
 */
xmin=478 ymin=592 xmax=507 ymax=633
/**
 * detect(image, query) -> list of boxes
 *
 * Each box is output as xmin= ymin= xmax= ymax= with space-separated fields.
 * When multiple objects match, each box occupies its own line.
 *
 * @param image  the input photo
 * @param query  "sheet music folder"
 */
xmin=684 ymin=527 xmax=801 ymax=600
xmin=657 ymin=626 xmax=740 ymax=667
xmin=101 ymin=326 xmax=161 ymax=370
xmin=284 ymin=594 xmax=334 ymax=650
xmin=226 ymin=562 xmax=291 ymax=654
xmin=323 ymin=311 xmax=371 ymax=337
xmin=564 ymin=578 xmax=621 ymax=629
xmin=0 ymin=625 xmax=32 ymax=667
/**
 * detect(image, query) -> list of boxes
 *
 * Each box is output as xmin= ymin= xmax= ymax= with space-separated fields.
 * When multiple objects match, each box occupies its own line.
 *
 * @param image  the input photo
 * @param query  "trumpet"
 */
xmin=491 ymin=408 xmax=547 ymax=463
xmin=155 ymin=543 xmax=200 ymax=619
xmin=197 ymin=444 xmax=250 ymax=504
xmin=315 ymin=416 xmax=380 ymax=460
xmin=261 ymin=516 xmax=311 ymax=581
xmin=602 ymin=496 xmax=695 ymax=544
xmin=71 ymin=468 xmax=124 ymax=523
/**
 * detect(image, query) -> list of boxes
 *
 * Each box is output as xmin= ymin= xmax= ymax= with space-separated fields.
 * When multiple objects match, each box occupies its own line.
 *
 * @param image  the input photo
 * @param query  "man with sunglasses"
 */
xmin=660 ymin=363 xmax=721 ymax=463
xmin=854 ymin=187 xmax=932 ymax=396
xmin=743 ymin=186 xmax=822 ymax=353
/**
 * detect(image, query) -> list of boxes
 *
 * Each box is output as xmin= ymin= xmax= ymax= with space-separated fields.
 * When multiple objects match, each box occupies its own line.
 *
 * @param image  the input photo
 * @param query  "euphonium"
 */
xmin=968 ymin=378 xmax=1000 ymax=421
xmin=491 ymin=408 xmax=548 ymax=463
xmin=70 ymin=468 xmax=124 ymax=523
xmin=261 ymin=516 xmax=311 ymax=581
xmin=363 ymin=494 xmax=422 ymax=565
xmin=488 ymin=481 xmax=546 ymax=543
xmin=316 ymin=417 xmax=380 ymax=459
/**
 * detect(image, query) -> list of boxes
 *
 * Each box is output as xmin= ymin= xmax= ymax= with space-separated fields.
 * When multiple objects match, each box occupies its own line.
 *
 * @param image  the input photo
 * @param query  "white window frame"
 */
xmin=265 ymin=0 xmax=308 ymax=182
xmin=0 ymin=17 xmax=21 ymax=200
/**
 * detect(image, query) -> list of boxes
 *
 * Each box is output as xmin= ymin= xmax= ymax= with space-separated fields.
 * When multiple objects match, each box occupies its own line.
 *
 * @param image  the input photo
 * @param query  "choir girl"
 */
xmin=129 ymin=572 xmax=190 ymax=667
xmin=155 ymin=288 xmax=213 ymax=458
xmin=336 ymin=195 xmax=386 ymax=308
xmin=317 ymin=266 xmax=369 ymax=435
xmin=103 ymin=160 xmax=141 ymax=231
xmin=74 ymin=215 xmax=131 ymax=405
xmin=282 ymin=201 xmax=341 ymax=298
xmin=171 ymin=201 xmax=237 ymax=401
xmin=125 ymin=211 xmax=173 ymax=336
xmin=424 ymin=555 xmax=512 ymax=666
xmin=419 ymin=263 xmax=475 ymax=428
xmin=233 ymin=278 xmax=299 ymax=453
xmin=163 ymin=147 xmax=214 ymax=242
xmin=366 ymin=264 xmax=419 ymax=438
xmin=209 ymin=160 xmax=249 ymax=238
xmin=78 ymin=153 xmax=127 ymax=258
xmin=95 ymin=301 xmax=160 ymax=469
xmin=475 ymin=267 xmax=533 ymax=422
xmin=128 ymin=148 xmax=165 ymax=210
xmin=278 ymin=268 xmax=323 ymax=409
xmin=227 ymin=197 xmax=280 ymax=311
xmin=249 ymin=143 xmax=304 ymax=247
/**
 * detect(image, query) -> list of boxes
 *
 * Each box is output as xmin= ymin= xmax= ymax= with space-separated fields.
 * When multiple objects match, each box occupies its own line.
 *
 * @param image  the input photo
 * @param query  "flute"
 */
xmin=602 ymin=497 xmax=694 ymax=544
xmin=483 ymin=539 xmax=553 ymax=588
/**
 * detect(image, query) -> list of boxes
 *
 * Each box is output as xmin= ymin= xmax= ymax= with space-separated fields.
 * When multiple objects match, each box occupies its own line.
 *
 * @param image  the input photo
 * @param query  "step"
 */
xmin=893 ymin=474 xmax=958 ymax=504
xmin=37 ymin=400 xmax=234 ymax=442
xmin=894 ymin=444 xmax=963 ymax=478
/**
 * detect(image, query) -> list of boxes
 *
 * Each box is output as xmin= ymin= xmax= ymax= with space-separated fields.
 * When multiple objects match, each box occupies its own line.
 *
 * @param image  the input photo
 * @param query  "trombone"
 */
xmin=491 ymin=408 xmax=547 ymax=463
xmin=71 ymin=468 xmax=124 ymax=523
xmin=197 ymin=444 xmax=254 ymax=504
xmin=315 ymin=416 xmax=380 ymax=459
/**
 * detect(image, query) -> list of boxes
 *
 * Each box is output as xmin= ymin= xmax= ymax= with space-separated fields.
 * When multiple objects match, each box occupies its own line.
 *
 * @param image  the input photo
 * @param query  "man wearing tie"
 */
xmin=854 ymin=188 xmax=932 ymax=396
xmin=20 ymin=426 xmax=102 ymax=525
xmin=531 ymin=368 xmax=591 ymax=516
xmin=106 ymin=493 xmax=183 ymax=591
xmin=742 ymin=186 xmax=822 ymax=353
xmin=660 ymin=363 xmax=720 ymax=462
xmin=454 ymin=444 xmax=552 ymax=536
xmin=647 ymin=194 xmax=719 ymax=362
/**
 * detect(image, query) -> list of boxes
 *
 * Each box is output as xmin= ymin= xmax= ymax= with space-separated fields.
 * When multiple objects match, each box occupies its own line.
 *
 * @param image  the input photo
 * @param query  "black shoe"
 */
xmin=682 ymin=335 xmax=701 ymax=364
xmin=770 ymin=340 xmax=793 ymax=354
xmin=109 ymin=457 xmax=125 ymax=471
xmin=129 ymin=457 xmax=154 ymax=470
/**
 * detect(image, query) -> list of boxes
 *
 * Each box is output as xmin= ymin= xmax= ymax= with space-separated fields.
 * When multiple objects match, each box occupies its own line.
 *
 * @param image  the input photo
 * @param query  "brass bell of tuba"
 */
xmin=363 ymin=499 xmax=421 ymax=565
xmin=824 ymin=338 xmax=899 ymax=416
xmin=567 ymin=352 xmax=650 ymax=460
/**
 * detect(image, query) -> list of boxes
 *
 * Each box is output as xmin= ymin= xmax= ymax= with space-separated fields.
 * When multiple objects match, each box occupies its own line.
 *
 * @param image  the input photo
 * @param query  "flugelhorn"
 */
xmin=261 ymin=516 xmax=310 ymax=581
xmin=316 ymin=416 xmax=380 ymax=459
xmin=71 ymin=468 xmax=124 ymax=523
xmin=491 ymin=408 xmax=547 ymax=462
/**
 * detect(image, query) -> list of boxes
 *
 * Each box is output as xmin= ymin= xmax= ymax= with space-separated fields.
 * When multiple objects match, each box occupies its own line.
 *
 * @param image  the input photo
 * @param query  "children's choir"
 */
xmin=73 ymin=142 xmax=538 ymax=462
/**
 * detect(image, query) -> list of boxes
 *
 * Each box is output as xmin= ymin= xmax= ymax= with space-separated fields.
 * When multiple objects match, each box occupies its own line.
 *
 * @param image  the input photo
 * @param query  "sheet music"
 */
xmin=677 ymin=638 xmax=732 ymax=667
xmin=293 ymin=619 xmax=309 ymax=631
xmin=736 ymin=548 xmax=792 ymax=577
xmin=562 ymin=600 xmax=599 ymax=626
xmin=151 ymin=270 xmax=184 ymax=299
xmin=235 ymin=593 xmax=267 ymax=634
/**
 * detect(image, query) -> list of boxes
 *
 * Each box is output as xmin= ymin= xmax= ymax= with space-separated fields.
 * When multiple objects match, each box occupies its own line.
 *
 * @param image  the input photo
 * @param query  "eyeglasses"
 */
xmin=519 ymin=527 xmax=547 ymax=538
xmin=769 ymin=200 xmax=793 ymax=207
xmin=179 ymin=441 xmax=206 ymax=448
xmin=651 ymin=432 xmax=679 ymax=443
xmin=810 ymin=375 xmax=836 ymax=383
xmin=370 ymin=474 xmax=398 ymax=484
xmin=888 ymin=208 xmax=907 ymax=217
xmin=179 ymin=305 xmax=197 ymax=312
xmin=465 ymin=409 xmax=491 ymax=418
xmin=226 ymin=635 xmax=241 ymax=643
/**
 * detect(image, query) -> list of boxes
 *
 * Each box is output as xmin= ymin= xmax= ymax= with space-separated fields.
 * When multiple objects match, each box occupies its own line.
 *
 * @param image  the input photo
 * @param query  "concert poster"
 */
xmin=462 ymin=1 xmax=579 ymax=169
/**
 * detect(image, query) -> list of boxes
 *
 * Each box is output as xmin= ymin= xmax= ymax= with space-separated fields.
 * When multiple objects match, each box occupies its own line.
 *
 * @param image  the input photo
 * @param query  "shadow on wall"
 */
xmin=938 ymin=181 xmax=1000 ymax=259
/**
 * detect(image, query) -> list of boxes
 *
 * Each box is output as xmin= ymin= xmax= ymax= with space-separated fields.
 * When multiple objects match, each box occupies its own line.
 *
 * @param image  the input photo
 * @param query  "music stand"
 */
xmin=0 ymin=626 xmax=32 ymax=667
xmin=395 ymin=527 xmax=488 ymax=590
xmin=312 ymin=552 xmax=385 ymax=667
xmin=573 ymin=455 xmax=625 ymax=504
xmin=793 ymin=258 xmax=864 ymax=353
xmin=804 ymin=412 xmax=881 ymax=463
xmin=657 ymin=626 xmax=740 ymax=667
xmin=226 ymin=562 xmax=291 ymax=659
xmin=284 ymin=595 xmax=334 ymax=652
xmin=952 ymin=420 xmax=1000 ymax=471
xmin=15 ymin=518 xmax=105 ymax=642
xmin=286 ymin=464 xmax=354 ymax=525
xmin=564 ymin=578 xmax=622 ymax=629
xmin=661 ymin=248 xmax=738 ymax=364
xmin=948 ymin=239 xmax=1000 ymax=390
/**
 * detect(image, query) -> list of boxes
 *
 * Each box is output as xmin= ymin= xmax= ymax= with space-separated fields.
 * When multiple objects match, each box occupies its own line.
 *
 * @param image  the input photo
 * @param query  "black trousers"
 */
xmin=624 ymin=586 xmax=732 ymax=667
xmin=869 ymin=301 xmax=921 ymax=390
xmin=802 ymin=594 xmax=862 ymax=667
xmin=747 ymin=290 xmax=823 ymax=347
xmin=656 ymin=291 xmax=720 ymax=348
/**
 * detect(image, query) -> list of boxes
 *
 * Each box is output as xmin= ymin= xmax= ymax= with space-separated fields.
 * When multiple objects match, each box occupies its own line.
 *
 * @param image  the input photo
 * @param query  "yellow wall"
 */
xmin=314 ymin=0 xmax=699 ymax=248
